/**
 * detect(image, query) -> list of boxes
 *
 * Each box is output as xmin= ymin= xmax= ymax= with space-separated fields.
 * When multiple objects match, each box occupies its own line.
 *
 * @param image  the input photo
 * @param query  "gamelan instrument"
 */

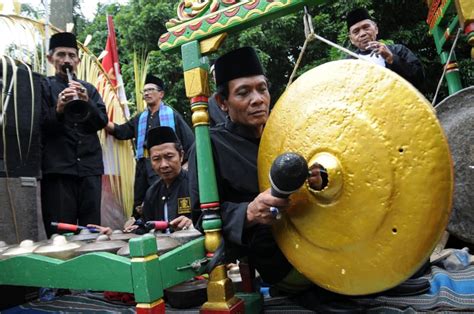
xmin=258 ymin=60 xmax=453 ymax=295
xmin=109 ymin=230 xmax=141 ymax=241
xmin=0 ymin=229 xmax=203 ymax=261
xmin=164 ymin=279 xmax=208 ymax=309
xmin=117 ymin=233 xmax=181 ymax=257
xmin=435 ymin=86 xmax=474 ymax=244
xmin=66 ymin=229 xmax=100 ymax=242
xmin=0 ymin=241 xmax=9 ymax=254
xmin=1 ymin=240 xmax=40 ymax=258
xmin=74 ymin=235 xmax=126 ymax=256
xmin=170 ymin=228 xmax=202 ymax=244
xmin=33 ymin=235 xmax=82 ymax=260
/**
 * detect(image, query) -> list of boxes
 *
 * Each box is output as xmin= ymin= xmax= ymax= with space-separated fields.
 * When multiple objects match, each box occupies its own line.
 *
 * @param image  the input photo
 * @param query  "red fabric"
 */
xmin=103 ymin=291 xmax=136 ymax=305
xmin=100 ymin=14 xmax=128 ymax=111
xmin=102 ymin=15 xmax=120 ymax=88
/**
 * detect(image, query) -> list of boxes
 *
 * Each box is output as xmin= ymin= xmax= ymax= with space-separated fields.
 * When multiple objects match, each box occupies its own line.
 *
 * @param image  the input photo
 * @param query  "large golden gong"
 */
xmin=258 ymin=60 xmax=453 ymax=295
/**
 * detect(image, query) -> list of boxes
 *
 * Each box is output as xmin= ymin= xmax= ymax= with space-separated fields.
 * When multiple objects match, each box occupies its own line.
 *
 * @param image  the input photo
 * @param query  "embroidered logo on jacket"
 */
xmin=178 ymin=197 xmax=191 ymax=214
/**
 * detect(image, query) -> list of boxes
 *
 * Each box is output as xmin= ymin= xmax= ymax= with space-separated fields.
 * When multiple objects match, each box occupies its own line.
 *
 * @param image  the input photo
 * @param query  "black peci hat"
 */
xmin=346 ymin=8 xmax=372 ymax=30
xmin=145 ymin=74 xmax=165 ymax=91
xmin=49 ymin=32 xmax=78 ymax=51
xmin=214 ymin=47 xmax=264 ymax=86
xmin=147 ymin=126 xmax=180 ymax=150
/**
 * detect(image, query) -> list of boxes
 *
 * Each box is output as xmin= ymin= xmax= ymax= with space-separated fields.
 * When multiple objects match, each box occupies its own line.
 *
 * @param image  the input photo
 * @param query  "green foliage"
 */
xmin=72 ymin=0 xmax=87 ymax=37
xmin=78 ymin=0 xmax=473 ymax=116
xmin=21 ymin=3 xmax=45 ymax=20
xmin=78 ymin=4 xmax=114 ymax=56
xmin=79 ymin=0 xmax=186 ymax=118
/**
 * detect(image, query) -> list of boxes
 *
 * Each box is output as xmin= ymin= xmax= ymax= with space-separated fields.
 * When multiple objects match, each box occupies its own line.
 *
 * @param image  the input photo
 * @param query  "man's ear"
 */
xmin=180 ymin=150 xmax=184 ymax=163
xmin=215 ymin=94 xmax=228 ymax=112
xmin=349 ymin=34 xmax=356 ymax=46
xmin=47 ymin=54 xmax=53 ymax=64
xmin=373 ymin=22 xmax=379 ymax=38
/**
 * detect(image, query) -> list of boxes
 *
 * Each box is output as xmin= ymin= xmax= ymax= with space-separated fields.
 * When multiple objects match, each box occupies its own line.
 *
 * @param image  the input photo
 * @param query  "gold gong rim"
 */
xmin=258 ymin=60 xmax=453 ymax=295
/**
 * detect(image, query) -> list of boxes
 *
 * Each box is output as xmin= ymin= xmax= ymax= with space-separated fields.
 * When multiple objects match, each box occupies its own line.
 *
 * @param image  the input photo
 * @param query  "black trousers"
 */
xmin=41 ymin=174 xmax=101 ymax=237
xmin=133 ymin=158 xmax=159 ymax=218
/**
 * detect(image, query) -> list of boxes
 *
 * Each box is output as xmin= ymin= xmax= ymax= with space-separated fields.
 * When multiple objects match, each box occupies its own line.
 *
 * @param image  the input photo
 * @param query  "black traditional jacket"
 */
xmin=142 ymin=170 xmax=192 ymax=222
xmin=350 ymin=44 xmax=425 ymax=90
xmin=189 ymin=120 xmax=292 ymax=284
xmin=41 ymin=74 xmax=108 ymax=176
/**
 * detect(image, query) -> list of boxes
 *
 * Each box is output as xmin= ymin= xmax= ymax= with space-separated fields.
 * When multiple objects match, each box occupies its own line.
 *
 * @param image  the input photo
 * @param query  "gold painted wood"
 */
xmin=258 ymin=60 xmax=453 ymax=295
xmin=200 ymin=33 xmax=228 ymax=55
xmin=201 ymin=265 xmax=241 ymax=311
xmin=455 ymin=0 xmax=474 ymax=26
xmin=184 ymin=67 xmax=211 ymax=98
xmin=191 ymin=104 xmax=211 ymax=127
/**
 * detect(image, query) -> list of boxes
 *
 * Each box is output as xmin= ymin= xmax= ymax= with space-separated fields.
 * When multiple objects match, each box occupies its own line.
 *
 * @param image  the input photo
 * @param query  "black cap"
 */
xmin=346 ymin=8 xmax=372 ymax=30
xmin=145 ymin=74 xmax=164 ymax=90
xmin=49 ymin=32 xmax=78 ymax=51
xmin=147 ymin=126 xmax=180 ymax=150
xmin=214 ymin=47 xmax=264 ymax=86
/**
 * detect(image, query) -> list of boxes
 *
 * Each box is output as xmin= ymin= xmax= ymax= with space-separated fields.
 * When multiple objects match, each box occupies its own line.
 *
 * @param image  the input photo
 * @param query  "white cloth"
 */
xmin=357 ymin=52 xmax=386 ymax=68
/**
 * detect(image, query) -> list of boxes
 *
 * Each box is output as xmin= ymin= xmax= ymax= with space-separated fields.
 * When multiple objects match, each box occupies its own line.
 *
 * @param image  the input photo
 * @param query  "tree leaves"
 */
xmin=78 ymin=0 xmax=473 ymax=114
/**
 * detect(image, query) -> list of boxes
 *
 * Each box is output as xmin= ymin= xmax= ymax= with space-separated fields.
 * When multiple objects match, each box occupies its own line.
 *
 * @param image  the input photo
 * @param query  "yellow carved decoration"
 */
xmin=203 ymin=228 xmax=222 ymax=253
xmin=200 ymin=33 xmax=228 ymax=54
xmin=201 ymin=265 xmax=241 ymax=311
xmin=191 ymin=104 xmax=210 ymax=127
xmin=184 ymin=67 xmax=210 ymax=98
xmin=455 ymin=0 xmax=474 ymax=26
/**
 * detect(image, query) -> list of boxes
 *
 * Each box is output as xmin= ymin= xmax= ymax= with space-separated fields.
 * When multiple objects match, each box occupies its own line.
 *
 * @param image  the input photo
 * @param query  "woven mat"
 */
xmin=3 ymin=265 xmax=474 ymax=313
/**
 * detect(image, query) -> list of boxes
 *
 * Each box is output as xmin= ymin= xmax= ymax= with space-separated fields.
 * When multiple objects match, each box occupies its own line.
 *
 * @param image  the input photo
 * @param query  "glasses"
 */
xmin=141 ymin=88 xmax=162 ymax=94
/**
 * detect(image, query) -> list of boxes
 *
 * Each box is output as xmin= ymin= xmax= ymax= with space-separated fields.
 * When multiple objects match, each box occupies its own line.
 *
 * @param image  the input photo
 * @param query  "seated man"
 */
xmin=189 ymin=47 xmax=324 ymax=293
xmin=141 ymin=126 xmax=193 ymax=232
xmin=189 ymin=48 xmax=430 ymax=311
xmin=90 ymin=126 xmax=192 ymax=234
xmin=105 ymin=75 xmax=194 ymax=218
xmin=346 ymin=7 xmax=425 ymax=90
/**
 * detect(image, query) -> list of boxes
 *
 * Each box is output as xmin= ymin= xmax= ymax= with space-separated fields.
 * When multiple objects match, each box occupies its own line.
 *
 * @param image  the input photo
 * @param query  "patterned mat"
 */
xmin=3 ymin=264 xmax=474 ymax=313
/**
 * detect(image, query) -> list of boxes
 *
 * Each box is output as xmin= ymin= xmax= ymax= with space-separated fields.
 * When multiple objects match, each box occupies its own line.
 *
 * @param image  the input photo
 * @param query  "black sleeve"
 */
xmin=41 ymin=77 xmax=64 ymax=134
xmin=387 ymin=44 xmax=425 ymax=90
xmin=188 ymin=143 xmax=247 ymax=246
xmin=174 ymin=112 xmax=195 ymax=162
xmin=112 ymin=115 xmax=137 ymax=140
xmin=82 ymin=83 xmax=108 ymax=132
xmin=142 ymin=185 xmax=154 ymax=222
xmin=189 ymin=143 xmax=202 ymax=225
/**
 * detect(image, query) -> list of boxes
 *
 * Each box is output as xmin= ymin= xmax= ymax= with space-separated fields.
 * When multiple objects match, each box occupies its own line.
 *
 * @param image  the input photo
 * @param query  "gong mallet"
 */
xmin=144 ymin=220 xmax=170 ymax=231
xmin=51 ymin=222 xmax=99 ymax=233
xmin=268 ymin=152 xmax=309 ymax=219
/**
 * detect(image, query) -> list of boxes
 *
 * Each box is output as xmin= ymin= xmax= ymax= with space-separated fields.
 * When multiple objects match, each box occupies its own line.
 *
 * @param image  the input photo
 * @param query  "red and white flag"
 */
xmin=101 ymin=14 xmax=130 ymax=176
xmin=102 ymin=14 xmax=129 ymax=118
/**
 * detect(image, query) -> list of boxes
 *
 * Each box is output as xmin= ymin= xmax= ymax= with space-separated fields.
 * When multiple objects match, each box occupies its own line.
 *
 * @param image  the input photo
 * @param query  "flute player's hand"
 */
xmin=68 ymin=81 xmax=89 ymax=102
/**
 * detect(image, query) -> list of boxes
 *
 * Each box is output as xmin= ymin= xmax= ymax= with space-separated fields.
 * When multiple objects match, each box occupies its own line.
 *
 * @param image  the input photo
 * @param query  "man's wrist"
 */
xmin=245 ymin=202 xmax=256 ymax=227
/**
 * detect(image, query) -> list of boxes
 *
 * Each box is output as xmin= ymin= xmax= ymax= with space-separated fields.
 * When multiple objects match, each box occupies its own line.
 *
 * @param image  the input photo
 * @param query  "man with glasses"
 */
xmin=105 ymin=74 xmax=194 ymax=219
